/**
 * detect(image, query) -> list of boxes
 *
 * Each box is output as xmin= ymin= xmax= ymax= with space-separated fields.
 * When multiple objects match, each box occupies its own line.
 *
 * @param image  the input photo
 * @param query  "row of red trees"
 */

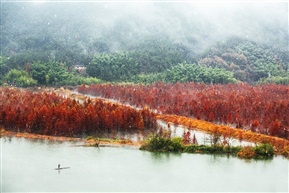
xmin=0 ymin=87 xmax=157 ymax=137
xmin=78 ymin=82 xmax=289 ymax=139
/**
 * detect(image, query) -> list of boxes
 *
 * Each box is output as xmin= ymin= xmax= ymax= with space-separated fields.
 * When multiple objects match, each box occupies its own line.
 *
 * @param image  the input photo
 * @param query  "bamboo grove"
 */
xmin=78 ymin=82 xmax=289 ymax=140
xmin=0 ymin=87 xmax=157 ymax=137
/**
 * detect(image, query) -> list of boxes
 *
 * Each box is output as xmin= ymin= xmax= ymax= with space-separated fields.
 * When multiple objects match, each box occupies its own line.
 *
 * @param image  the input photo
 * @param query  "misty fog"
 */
xmin=1 ymin=1 xmax=288 ymax=55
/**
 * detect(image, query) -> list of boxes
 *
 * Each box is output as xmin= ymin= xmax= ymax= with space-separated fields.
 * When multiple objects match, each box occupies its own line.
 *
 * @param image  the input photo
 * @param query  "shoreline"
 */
xmin=0 ymin=129 xmax=142 ymax=147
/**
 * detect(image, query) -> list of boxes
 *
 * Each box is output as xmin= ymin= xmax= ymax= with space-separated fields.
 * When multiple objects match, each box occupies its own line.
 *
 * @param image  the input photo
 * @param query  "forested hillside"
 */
xmin=1 ymin=2 xmax=288 ymax=86
xmin=198 ymin=38 xmax=289 ymax=84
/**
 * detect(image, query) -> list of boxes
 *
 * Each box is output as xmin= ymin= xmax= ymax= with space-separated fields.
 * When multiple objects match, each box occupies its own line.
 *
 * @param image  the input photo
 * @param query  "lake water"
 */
xmin=1 ymin=137 xmax=288 ymax=192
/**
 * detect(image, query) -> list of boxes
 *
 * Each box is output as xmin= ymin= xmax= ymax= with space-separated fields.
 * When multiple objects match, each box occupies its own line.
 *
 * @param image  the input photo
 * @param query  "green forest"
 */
xmin=1 ymin=36 xmax=288 ymax=86
xmin=1 ymin=3 xmax=288 ymax=86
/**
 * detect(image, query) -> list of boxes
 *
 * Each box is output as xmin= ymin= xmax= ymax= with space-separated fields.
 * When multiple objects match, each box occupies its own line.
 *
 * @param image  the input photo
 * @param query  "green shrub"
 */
xmin=5 ymin=69 xmax=37 ymax=87
xmin=225 ymin=146 xmax=242 ymax=154
xmin=168 ymin=137 xmax=184 ymax=152
xmin=140 ymin=135 xmax=183 ymax=152
xmin=69 ymin=76 xmax=103 ymax=86
xmin=196 ymin=145 xmax=224 ymax=154
xmin=183 ymin=145 xmax=199 ymax=153
xmin=259 ymin=76 xmax=289 ymax=85
xmin=30 ymin=61 xmax=72 ymax=86
xmin=140 ymin=136 xmax=275 ymax=159
xmin=140 ymin=135 xmax=168 ymax=152
xmin=209 ymin=145 xmax=224 ymax=154
xmin=253 ymin=144 xmax=274 ymax=159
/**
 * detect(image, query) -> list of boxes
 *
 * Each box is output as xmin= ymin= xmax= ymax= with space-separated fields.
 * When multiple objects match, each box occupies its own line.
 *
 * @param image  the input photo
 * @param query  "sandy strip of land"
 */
xmin=0 ymin=129 xmax=142 ymax=147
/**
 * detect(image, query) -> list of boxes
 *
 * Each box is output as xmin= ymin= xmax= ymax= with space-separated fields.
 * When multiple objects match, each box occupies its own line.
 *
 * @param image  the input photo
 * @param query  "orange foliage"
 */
xmin=0 ymin=87 xmax=157 ymax=137
xmin=237 ymin=146 xmax=255 ymax=159
xmin=158 ymin=114 xmax=289 ymax=156
xmin=78 ymin=83 xmax=289 ymax=139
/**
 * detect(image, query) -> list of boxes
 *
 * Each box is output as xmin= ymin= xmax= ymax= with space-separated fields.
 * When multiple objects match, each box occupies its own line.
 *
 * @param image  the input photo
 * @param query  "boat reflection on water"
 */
xmin=54 ymin=164 xmax=70 ymax=174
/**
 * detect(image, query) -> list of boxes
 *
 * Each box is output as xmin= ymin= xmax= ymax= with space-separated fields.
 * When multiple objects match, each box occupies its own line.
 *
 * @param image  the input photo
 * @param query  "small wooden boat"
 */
xmin=55 ymin=164 xmax=70 ymax=170
xmin=54 ymin=167 xmax=70 ymax=170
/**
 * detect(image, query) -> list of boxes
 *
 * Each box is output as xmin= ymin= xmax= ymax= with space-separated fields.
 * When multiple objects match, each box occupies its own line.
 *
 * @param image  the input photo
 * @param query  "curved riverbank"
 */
xmin=0 ymin=129 xmax=142 ymax=147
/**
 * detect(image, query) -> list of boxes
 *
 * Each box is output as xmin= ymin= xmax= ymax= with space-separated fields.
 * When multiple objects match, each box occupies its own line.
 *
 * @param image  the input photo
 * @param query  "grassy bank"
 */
xmin=140 ymin=135 xmax=275 ymax=159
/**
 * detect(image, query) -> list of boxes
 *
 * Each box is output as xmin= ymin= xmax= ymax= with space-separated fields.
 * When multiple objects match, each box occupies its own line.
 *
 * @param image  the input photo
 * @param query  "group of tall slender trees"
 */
xmin=78 ymin=82 xmax=289 ymax=139
xmin=1 ymin=81 xmax=288 ymax=144
xmin=0 ymin=87 xmax=156 ymax=137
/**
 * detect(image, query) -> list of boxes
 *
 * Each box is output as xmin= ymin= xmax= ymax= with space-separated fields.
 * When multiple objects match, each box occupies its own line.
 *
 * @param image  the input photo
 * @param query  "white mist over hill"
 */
xmin=1 ymin=1 xmax=288 ymax=54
